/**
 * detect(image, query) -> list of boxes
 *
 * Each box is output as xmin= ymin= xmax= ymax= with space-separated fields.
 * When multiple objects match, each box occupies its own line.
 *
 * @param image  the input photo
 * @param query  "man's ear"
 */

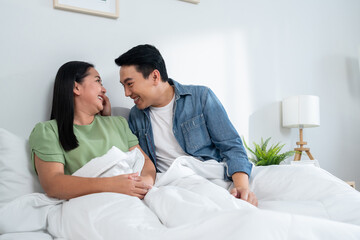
xmin=151 ymin=69 xmax=162 ymax=85
xmin=73 ymin=82 xmax=81 ymax=96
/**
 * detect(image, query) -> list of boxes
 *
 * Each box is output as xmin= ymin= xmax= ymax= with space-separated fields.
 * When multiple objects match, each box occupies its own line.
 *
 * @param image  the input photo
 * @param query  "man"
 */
xmin=114 ymin=44 xmax=257 ymax=206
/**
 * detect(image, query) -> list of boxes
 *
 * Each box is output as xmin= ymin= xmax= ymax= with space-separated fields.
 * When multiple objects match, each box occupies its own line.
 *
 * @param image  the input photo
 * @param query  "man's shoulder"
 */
xmin=129 ymin=105 xmax=143 ymax=117
xmin=128 ymin=106 xmax=147 ymax=125
xmin=172 ymin=79 xmax=210 ymax=96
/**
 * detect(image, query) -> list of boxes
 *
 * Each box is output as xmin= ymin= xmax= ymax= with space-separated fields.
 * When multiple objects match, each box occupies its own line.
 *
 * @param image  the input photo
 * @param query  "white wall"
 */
xmin=1 ymin=0 xmax=359 ymax=187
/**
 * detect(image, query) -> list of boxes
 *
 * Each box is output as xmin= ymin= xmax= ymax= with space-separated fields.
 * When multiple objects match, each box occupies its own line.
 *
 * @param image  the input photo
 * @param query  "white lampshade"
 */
xmin=282 ymin=95 xmax=320 ymax=128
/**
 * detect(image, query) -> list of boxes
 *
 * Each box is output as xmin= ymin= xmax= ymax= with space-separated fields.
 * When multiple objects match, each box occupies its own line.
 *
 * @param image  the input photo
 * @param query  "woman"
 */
xmin=29 ymin=61 xmax=155 ymax=200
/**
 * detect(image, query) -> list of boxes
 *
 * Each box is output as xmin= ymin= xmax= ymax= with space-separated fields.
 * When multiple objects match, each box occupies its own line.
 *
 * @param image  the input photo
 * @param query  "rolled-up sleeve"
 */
xmin=202 ymin=88 xmax=252 ymax=179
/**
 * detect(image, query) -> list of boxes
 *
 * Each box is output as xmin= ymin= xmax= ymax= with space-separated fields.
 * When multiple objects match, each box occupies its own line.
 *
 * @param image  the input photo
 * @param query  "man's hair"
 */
xmin=50 ymin=61 xmax=94 ymax=151
xmin=115 ymin=44 xmax=168 ymax=82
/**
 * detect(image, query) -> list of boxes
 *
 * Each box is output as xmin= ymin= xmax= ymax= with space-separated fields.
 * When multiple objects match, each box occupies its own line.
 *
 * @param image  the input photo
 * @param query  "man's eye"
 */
xmin=128 ymin=82 xmax=133 ymax=87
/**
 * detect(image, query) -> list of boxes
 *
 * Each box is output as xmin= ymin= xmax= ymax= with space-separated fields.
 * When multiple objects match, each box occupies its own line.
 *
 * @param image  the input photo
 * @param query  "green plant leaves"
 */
xmin=242 ymin=137 xmax=295 ymax=166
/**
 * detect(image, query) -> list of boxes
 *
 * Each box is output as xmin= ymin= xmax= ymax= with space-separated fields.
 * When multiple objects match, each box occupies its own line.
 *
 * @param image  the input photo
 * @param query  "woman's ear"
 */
xmin=73 ymin=82 xmax=81 ymax=96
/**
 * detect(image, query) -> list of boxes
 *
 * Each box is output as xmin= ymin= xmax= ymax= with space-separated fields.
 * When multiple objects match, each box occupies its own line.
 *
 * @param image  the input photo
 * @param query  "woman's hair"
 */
xmin=114 ymin=44 xmax=169 ymax=82
xmin=50 ymin=61 xmax=94 ymax=151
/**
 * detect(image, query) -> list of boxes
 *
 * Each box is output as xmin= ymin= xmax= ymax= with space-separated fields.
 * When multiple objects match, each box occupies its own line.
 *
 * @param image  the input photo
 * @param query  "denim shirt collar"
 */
xmin=143 ymin=78 xmax=190 ymax=116
xmin=168 ymin=78 xmax=192 ymax=101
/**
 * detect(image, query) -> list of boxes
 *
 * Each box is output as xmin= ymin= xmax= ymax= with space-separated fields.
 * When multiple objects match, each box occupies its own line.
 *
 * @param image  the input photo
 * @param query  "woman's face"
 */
xmin=74 ymin=67 xmax=107 ymax=114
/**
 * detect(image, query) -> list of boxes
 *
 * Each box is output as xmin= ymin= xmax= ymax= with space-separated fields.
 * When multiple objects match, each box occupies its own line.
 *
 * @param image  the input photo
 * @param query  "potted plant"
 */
xmin=242 ymin=137 xmax=295 ymax=166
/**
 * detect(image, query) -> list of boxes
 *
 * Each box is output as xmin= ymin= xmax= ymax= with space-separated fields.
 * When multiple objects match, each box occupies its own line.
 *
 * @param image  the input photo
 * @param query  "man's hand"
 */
xmin=230 ymin=187 xmax=258 ymax=207
xmin=100 ymin=94 xmax=111 ymax=116
xmin=231 ymin=172 xmax=258 ymax=207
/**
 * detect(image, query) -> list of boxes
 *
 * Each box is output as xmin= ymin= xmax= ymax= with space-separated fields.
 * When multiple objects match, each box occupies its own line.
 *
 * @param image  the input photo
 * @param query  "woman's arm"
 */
xmin=35 ymin=154 xmax=151 ymax=200
xmin=129 ymin=145 xmax=156 ymax=186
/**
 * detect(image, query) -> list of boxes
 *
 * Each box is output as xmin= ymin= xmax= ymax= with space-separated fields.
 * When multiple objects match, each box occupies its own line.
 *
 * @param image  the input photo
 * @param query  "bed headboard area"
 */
xmin=111 ymin=107 xmax=131 ymax=120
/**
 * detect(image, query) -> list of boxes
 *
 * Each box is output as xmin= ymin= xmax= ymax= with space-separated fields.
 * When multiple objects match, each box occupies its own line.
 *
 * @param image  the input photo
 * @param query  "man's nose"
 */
xmin=124 ymin=86 xmax=131 ymax=97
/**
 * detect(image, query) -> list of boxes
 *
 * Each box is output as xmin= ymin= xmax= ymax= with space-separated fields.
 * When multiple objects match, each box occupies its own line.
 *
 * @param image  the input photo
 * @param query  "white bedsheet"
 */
xmin=1 ymin=146 xmax=360 ymax=240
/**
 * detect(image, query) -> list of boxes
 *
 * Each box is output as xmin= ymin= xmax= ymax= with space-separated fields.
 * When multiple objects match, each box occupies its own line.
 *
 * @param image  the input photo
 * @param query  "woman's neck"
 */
xmin=73 ymin=111 xmax=95 ymax=125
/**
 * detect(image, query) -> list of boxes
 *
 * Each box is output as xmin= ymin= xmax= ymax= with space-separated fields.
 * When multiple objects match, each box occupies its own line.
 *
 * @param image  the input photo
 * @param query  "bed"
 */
xmin=1 ymin=108 xmax=360 ymax=240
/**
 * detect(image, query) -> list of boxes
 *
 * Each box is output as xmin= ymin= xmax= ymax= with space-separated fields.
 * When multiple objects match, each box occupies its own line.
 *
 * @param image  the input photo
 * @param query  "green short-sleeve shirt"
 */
xmin=29 ymin=115 xmax=139 ymax=175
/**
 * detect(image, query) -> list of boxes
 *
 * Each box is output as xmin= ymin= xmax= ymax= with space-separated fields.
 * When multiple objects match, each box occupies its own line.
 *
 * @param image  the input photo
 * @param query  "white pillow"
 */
xmin=0 ymin=128 xmax=43 ymax=208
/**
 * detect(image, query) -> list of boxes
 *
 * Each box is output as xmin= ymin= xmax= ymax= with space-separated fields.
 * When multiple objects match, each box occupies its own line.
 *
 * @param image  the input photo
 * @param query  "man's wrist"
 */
xmin=232 ymin=172 xmax=249 ymax=189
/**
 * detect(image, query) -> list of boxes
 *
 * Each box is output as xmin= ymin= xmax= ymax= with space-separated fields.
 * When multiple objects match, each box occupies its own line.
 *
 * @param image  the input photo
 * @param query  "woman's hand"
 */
xmin=111 ymin=173 xmax=152 ymax=199
xmin=132 ymin=174 xmax=155 ymax=187
xmin=100 ymin=94 xmax=111 ymax=116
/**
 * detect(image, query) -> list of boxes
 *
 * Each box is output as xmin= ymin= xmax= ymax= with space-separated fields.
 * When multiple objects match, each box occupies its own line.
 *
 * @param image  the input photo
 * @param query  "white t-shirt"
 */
xmin=149 ymin=95 xmax=189 ymax=172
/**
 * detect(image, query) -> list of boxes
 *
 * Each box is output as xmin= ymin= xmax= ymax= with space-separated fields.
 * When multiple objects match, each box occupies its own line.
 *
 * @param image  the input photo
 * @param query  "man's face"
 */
xmin=120 ymin=65 xmax=157 ymax=110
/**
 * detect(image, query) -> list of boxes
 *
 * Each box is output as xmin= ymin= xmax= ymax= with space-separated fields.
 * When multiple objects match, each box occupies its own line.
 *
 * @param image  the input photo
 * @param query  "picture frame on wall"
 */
xmin=180 ymin=0 xmax=200 ymax=4
xmin=53 ymin=0 xmax=119 ymax=19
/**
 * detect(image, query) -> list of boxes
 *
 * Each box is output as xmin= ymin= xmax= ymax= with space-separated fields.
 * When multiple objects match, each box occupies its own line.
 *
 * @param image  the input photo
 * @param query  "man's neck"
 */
xmin=152 ymin=81 xmax=175 ymax=108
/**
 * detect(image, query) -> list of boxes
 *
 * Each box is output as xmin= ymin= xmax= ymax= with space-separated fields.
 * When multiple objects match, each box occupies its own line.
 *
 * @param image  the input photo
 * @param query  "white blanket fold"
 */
xmin=1 ymin=146 xmax=360 ymax=240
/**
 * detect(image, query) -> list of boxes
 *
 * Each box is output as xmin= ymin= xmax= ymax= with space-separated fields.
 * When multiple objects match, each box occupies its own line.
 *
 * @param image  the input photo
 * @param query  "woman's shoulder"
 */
xmin=32 ymin=119 xmax=58 ymax=130
xmin=30 ymin=120 xmax=59 ymax=140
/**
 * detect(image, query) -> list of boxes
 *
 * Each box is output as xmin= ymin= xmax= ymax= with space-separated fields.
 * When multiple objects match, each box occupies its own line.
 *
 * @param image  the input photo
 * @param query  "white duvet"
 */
xmin=1 ymin=146 xmax=360 ymax=240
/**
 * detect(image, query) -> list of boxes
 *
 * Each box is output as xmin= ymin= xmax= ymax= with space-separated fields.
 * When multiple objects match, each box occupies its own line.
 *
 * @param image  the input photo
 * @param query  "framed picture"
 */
xmin=53 ymin=0 xmax=119 ymax=19
xmin=180 ymin=0 xmax=200 ymax=4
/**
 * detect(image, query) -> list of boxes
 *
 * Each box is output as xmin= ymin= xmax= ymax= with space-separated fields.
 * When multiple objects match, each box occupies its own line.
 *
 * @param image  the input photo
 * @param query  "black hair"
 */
xmin=50 ymin=61 xmax=94 ymax=151
xmin=114 ymin=44 xmax=169 ymax=82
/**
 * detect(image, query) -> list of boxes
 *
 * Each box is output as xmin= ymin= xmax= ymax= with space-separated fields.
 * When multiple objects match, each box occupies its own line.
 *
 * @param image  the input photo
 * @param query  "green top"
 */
xmin=29 ymin=115 xmax=139 ymax=175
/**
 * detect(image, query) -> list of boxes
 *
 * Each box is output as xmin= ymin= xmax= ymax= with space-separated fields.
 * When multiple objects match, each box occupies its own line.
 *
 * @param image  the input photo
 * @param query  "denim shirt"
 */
xmin=128 ymin=79 xmax=252 ymax=180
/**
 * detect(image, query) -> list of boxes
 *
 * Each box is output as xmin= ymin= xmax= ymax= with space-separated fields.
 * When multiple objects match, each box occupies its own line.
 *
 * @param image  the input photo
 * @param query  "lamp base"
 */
xmin=294 ymin=128 xmax=315 ymax=161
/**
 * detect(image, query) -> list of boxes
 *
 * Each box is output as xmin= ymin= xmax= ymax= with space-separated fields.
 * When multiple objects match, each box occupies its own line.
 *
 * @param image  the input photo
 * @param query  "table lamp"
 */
xmin=282 ymin=95 xmax=320 ymax=161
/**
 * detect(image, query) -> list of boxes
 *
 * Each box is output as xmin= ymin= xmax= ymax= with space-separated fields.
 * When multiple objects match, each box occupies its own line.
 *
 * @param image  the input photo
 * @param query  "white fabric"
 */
xmin=251 ymin=165 xmax=360 ymax=225
xmin=0 ymin=231 xmax=55 ymax=240
xmin=149 ymin=95 xmax=189 ymax=172
xmin=72 ymin=146 xmax=144 ymax=177
xmin=1 ymin=146 xmax=360 ymax=239
xmin=0 ymin=128 xmax=43 ymax=208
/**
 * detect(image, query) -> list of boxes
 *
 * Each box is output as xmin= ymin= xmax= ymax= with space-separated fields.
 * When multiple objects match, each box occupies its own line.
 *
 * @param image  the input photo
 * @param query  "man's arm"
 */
xmin=202 ymin=88 xmax=251 ymax=177
xmin=201 ymin=88 xmax=257 ymax=206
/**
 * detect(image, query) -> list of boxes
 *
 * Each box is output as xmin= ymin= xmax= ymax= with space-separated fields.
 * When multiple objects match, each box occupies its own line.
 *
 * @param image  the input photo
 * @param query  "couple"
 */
xmin=29 ymin=44 xmax=258 ymax=206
